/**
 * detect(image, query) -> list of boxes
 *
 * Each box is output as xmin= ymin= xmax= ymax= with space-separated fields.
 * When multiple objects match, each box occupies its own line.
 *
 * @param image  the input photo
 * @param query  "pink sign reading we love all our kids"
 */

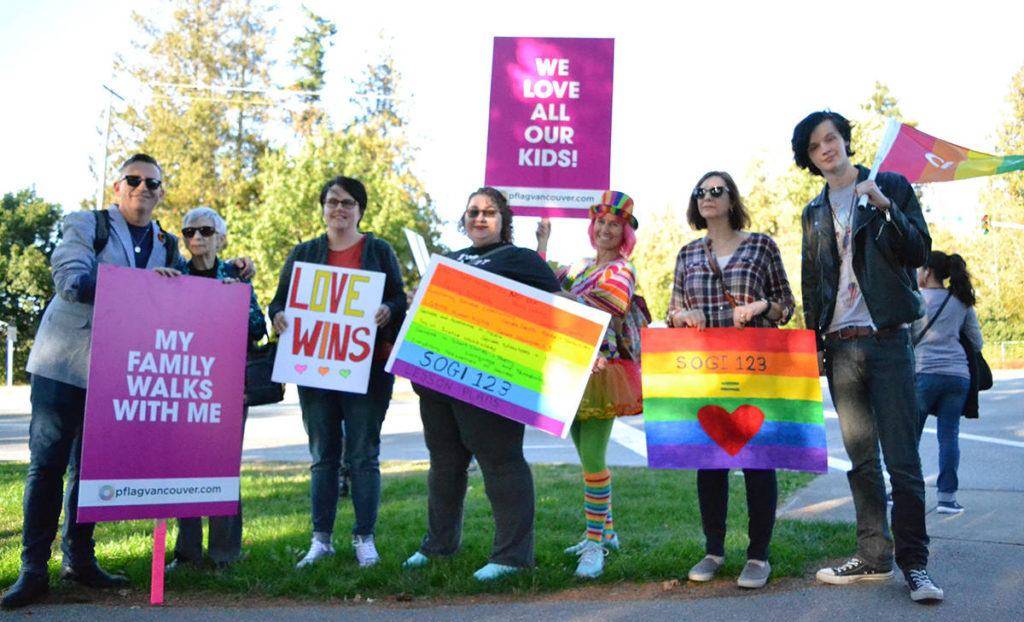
xmin=484 ymin=36 xmax=615 ymax=218
xmin=77 ymin=265 xmax=250 ymax=523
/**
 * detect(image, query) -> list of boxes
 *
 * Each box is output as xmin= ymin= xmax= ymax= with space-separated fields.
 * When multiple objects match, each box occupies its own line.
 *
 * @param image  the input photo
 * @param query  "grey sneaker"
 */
xmin=816 ymin=557 xmax=894 ymax=584
xmin=687 ymin=555 xmax=723 ymax=582
xmin=905 ymin=568 xmax=944 ymax=602
xmin=737 ymin=559 xmax=771 ymax=589
xmin=936 ymin=501 xmax=964 ymax=514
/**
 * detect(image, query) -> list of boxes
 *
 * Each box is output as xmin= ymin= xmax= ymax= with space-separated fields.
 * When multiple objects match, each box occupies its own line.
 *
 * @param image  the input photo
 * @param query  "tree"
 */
xmin=105 ymin=0 xmax=274 ymax=228
xmin=288 ymin=7 xmax=336 ymax=136
xmin=631 ymin=205 xmax=692 ymax=322
xmin=0 ymin=190 xmax=62 ymax=383
xmin=229 ymin=124 xmax=443 ymax=305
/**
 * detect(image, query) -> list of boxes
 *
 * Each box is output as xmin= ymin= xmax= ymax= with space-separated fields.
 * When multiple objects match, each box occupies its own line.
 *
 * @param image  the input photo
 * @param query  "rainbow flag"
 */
xmin=874 ymin=119 xmax=1024 ymax=183
xmin=642 ymin=327 xmax=827 ymax=473
xmin=385 ymin=256 xmax=609 ymax=438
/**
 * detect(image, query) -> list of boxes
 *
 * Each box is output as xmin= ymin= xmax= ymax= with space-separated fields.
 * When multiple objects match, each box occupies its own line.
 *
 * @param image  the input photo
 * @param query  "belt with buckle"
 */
xmin=825 ymin=325 xmax=901 ymax=340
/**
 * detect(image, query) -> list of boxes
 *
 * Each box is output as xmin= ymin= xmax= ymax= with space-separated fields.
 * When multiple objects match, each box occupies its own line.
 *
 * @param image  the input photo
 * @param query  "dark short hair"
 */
xmin=686 ymin=171 xmax=750 ymax=231
xmin=458 ymin=187 xmax=513 ymax=244
xmin=319 ymin=176 xmax=368 ymax=224
xmin=120 ymin=153 xmax=162 ymax=175
xmin=791 ymin=110 xmax=855 ymax=176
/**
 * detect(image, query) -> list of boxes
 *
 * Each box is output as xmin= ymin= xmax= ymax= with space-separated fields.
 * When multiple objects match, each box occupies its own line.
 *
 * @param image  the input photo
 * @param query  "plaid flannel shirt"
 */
xmin=668 ymin=233 xmax=795 ymax=329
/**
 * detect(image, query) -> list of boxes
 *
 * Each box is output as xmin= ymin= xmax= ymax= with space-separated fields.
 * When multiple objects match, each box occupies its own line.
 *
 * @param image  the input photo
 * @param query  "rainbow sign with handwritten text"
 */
xmin=642 ymin=327 xmax=827 ymax=473
xmin=386 ymin=256 xmax=609 ymax=438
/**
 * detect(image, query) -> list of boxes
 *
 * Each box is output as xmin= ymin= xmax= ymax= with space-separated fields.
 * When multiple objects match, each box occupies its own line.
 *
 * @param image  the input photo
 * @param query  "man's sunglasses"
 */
xmin=181 ymin=226 xmax=217 ymax=238
xmin=693 ymin=186 xmax=728 ymax=199
xmin=120 ymin=175 xmax=163 ymax=191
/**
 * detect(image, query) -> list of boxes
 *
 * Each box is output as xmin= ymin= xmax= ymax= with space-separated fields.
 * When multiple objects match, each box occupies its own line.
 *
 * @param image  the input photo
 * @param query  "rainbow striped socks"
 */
xmin=584 ymin=469 xmax=612 ymax=543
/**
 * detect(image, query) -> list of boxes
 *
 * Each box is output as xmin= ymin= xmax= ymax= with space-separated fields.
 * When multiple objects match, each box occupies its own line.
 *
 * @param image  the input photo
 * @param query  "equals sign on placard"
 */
xmin=721 ymin=381 xmax=740 ymax=392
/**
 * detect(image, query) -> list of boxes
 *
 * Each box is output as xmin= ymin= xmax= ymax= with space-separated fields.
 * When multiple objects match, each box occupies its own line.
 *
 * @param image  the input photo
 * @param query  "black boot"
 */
xmin=1 ymin=571 xmax=49 ymax=610
xmin=60 ymin=563 xmax=129 ymax=589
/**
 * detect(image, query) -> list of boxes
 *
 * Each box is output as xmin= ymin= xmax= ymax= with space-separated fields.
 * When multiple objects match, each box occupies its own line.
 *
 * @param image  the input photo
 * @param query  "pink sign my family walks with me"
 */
xmin=78 ymin=265 xmax=249 ymax=522
xmin=484 ymin=36 xmax=615 ymax=218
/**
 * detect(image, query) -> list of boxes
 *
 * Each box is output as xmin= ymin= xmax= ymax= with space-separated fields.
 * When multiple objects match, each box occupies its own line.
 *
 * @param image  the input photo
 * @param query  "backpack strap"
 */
xmin=154 ymin=220 xmax=180 ymax=268
xmin=92 ymin=209 xmax=111 ymax=255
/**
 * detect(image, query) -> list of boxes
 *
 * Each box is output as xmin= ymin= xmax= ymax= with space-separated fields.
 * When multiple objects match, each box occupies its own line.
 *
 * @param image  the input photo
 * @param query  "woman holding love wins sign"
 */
xmin=535 ymin=191 xmax=648 ymax=580
xmin=666 ymin=171 xmax=795 ymax=589
xmin=268 ymin=176 xmax=407 ymax=570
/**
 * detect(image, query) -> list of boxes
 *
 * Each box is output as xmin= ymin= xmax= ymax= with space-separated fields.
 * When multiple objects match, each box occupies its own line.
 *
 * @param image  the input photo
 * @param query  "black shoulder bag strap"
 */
xmin=92 ymin=209 xmax=111 ymax=254
xmin=913 ymin=291 xmax=953 ymax=346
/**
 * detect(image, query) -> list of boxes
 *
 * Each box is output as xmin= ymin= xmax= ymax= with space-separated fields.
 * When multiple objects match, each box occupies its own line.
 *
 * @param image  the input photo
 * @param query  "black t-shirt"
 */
xmin=126 ymin=222 xmax=154 ymax=268
xmin=446 ymin=242 xmax=560 ymax=293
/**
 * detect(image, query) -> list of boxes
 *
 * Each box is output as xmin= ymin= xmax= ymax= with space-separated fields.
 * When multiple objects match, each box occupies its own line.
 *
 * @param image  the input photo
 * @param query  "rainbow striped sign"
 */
xmin=385 ymin=256 xmax=609 ymax=438
xmin=642 ymin=327 xmax=827 ymax=473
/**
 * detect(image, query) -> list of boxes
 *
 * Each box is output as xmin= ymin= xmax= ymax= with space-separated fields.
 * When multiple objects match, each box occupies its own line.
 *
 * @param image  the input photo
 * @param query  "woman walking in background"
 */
xmin=913 ymin=251 xmax=983 ymax=515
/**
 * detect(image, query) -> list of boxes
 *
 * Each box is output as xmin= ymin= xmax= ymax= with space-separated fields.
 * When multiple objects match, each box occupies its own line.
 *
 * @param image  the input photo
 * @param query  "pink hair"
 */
xmin=587 ymin=215 xmax=637 ymax=258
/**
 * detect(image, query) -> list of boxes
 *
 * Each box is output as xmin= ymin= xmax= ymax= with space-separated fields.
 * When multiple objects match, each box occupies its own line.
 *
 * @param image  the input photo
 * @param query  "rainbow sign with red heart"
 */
xmin=641 ymin=327 xmax=827 ymax=473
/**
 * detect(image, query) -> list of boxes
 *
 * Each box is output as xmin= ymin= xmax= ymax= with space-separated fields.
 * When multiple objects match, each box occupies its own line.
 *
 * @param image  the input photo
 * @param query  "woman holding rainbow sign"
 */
xmin=536 ymin=191 xmax=646 ymax=579
xmin=667 ymin=171 xmax=795 ymax=589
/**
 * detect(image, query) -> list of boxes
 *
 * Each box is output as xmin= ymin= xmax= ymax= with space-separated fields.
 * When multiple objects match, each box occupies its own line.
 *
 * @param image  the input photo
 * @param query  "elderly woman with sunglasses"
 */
xmin=167 ymin=206 xmax=267 ymax=571
xmin=535 ymin=191 xmax=644 ymax=580
xmin=403 ymin=187 xmax=562 ymax=581
xmin=268 ymin=176 xmax=407 ymax=571
xmin=667 ymin=171 xmax=795 ymax=589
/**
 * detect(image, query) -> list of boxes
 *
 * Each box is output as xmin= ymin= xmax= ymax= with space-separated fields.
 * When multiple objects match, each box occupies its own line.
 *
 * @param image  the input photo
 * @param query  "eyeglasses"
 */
xmin=181 ymin=226 xmax=217 ymax=238
xmin=693 ymin=186 xmax=728 ymax=199
xmin=120 ymin=175 xmax=163 ymax=191
xmin=465 ymin=208 xmax=499 ymax=220
xmin=325 ymin=198 xmax=359 ymax=210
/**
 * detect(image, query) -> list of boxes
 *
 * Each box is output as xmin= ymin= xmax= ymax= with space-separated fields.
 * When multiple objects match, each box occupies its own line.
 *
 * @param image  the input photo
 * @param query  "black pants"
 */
xmin=697 ymin=468 xmax=777 ymax=561
xmin=20 ymin=375 xmax=95 ymax=575
xmin=417 ymin=391 xmax=535 ymax=568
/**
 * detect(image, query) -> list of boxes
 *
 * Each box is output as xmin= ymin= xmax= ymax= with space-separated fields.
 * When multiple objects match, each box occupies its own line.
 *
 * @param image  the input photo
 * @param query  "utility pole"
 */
xmin=94 ymin=84 xmax=125 ymax=211
xmin=0 ymin=321 xmax=14 ymax=387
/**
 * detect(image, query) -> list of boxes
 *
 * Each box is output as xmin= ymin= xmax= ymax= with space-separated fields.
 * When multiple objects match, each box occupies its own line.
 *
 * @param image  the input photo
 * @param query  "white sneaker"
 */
xmin=352 ymin=535 xmax=380 ymax=568
xmin=296 ymin=538 xmax=335 ymax=568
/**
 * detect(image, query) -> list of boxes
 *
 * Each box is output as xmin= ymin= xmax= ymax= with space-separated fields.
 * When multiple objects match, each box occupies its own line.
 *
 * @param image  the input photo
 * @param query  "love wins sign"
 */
xmin=641 ymin=328 xmax=827 ymax=473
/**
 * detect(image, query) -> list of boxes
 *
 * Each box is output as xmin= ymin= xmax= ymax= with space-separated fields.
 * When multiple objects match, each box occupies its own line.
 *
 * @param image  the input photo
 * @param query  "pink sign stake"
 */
xmin=484 ymin=36 xmax=615 ymax=218
xmin=150 ymin=519 xmax=167 ymax=606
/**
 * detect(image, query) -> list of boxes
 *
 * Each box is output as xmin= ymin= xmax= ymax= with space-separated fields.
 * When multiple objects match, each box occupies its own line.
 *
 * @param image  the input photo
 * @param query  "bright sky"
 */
xmin=2 ymin=0 xmax=1021 ymax=261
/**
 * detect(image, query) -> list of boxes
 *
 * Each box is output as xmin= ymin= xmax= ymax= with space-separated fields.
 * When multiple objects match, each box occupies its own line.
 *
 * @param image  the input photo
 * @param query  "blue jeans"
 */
xmin=916 ymin=373 xmax=969 ymax=502
xmin=298 ymin=366 xmax=394 ymax=537
xmin=20 ymin=375 xmax=96 ymax=575
xmin=824 ymin=329 xmax=929 ymax=570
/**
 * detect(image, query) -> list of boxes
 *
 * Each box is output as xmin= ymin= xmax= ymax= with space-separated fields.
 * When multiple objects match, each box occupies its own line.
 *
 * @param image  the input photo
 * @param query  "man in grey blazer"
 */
xmin=2 ymin=153 xmax=250 ymax=609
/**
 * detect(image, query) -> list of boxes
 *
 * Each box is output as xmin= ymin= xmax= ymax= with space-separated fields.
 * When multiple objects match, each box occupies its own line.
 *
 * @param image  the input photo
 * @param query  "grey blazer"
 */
xmin=26 ymin=207 xmax=181 ymax=388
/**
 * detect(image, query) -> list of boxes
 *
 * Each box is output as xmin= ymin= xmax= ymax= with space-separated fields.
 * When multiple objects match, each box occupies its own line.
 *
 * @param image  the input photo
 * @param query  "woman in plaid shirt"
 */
xmin=667 ymin=171 xmax=795 ymax=589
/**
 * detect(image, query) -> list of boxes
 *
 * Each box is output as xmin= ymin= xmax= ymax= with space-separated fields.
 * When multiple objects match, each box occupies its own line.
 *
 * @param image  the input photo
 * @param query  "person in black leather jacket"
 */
xmin=793 ymin=110 xmax=942 ymax=604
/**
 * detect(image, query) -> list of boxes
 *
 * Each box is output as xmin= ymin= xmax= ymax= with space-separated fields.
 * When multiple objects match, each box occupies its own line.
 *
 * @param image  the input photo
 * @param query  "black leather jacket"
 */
xmin=801 ymin=165 xmax=931 ymax=349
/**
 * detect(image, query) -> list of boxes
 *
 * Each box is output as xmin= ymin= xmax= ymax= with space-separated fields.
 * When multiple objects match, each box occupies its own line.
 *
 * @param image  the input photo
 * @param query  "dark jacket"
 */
xmin=268 ymin=232 xmax=407 ymax=356
xmin=183 ymin=257 xmax=268 ymax=346
xmin=801 ymin=165 xmax=931 ymax=349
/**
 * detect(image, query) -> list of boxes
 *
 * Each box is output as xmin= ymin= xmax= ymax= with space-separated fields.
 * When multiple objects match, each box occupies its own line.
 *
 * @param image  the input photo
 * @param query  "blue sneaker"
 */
xmin=402 ymin=551 xmax=429 ymax=569
xmin=473 ymin=563 xmax=520 ymax=581
xmin=564 ymin=531 xmax=620 ymax=554
xmin=574 ymin=541 xmax=607 ymax=579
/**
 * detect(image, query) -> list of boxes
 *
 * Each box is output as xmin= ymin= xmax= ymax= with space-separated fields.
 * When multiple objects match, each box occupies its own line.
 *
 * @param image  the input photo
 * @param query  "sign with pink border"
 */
xmin=484 ymin=36 xmax=615 ymax=218
xmin=78 ymin=265 xmax=249 ymax=522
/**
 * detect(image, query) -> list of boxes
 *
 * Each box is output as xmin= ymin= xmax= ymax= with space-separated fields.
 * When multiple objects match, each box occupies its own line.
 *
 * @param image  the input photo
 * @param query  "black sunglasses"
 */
xmin=181 ymin=226 xmax=217 ymax=238
xmin=121 ymin=175 xmax=163 ymax=191
xmin=693 ymin=186 xmax=728 ymax=199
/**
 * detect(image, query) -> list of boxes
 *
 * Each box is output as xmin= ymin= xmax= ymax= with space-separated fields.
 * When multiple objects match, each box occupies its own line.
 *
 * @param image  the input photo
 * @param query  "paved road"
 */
xmin=2 ymin=373 xmax=1022 ymax=620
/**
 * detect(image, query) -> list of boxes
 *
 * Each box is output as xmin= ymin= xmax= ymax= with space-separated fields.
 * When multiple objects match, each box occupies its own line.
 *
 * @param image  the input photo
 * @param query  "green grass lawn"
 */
xmin=0 ymin=461 xmax=853 ymax=601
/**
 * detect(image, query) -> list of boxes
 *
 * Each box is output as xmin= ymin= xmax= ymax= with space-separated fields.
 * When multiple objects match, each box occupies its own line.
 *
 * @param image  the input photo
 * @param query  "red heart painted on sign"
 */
xmin=697 ymin=405 xmax=765 ymax=456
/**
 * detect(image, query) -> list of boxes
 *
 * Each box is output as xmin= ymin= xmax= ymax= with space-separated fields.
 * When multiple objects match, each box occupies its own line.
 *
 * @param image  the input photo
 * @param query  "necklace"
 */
xmin=829 ymin=188 xmax=857 ymax=257
xmin=129 ymin=225 xmax=150 ymax=254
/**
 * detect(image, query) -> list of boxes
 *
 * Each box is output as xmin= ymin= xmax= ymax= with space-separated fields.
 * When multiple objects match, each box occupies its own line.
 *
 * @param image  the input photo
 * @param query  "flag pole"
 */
xmin=858 ymin=117 xmax=903 ymax=210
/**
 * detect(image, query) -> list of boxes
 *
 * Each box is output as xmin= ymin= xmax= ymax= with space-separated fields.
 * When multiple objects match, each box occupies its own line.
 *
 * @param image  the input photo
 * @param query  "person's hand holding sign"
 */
xmin=374 ymin=304 xmax=391 ymax=327
xmin=733 ymin=300 xmax=769 ymax=329
xmin=669 ymin=307 xmax=707 ymax=331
